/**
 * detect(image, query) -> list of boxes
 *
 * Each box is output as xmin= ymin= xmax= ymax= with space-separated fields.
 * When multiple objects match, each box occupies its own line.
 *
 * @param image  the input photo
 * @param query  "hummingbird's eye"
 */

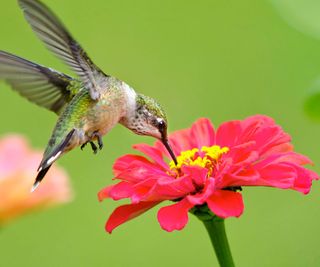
xmin=158 ymin=120 xmax=167 ymax=133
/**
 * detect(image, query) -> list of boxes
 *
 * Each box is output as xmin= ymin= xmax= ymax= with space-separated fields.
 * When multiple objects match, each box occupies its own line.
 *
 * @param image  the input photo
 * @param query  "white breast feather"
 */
xmin=122 ymin=82 xmax=137 ymax=117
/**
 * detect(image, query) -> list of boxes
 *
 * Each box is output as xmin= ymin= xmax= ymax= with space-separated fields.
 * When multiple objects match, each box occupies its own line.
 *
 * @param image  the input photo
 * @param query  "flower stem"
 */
xmin=202 ymin=217 xmax=235 ymax=267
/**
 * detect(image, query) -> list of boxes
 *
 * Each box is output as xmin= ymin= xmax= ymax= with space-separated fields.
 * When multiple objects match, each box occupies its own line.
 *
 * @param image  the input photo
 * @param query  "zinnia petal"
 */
xmin=113 ymin=154 xmax=165 ymax=182
xmin=257 ymin=163 xmax=296 ymax=189
xmin=157 ymin=198 xmax=194 ymax=232
xmin=186 ymin=178 xmax=215 ymax=205
xmin=240 ymin=116 xmax=291 ymax=156
xmin=216 ymin=120 xmax=242 ymax=148
xmin=190 ymin=118 xmax=215 ymax=148
xmin=133 ymin=143 xmax=168 ymax=170
xmin=98 ymin=181 xmax=134 ymax=201
xmin=292 ymin=165 xmax=318 ymax=194
xmin=142 ymin=174 xmax=197 ymax=201
xmin=207 ymin=190 xmax=244 ymax=218
xmin=106 ymin=201 xmax=160 ymax=233
xmin=181 ymin=165 xmax=208 ymax=188
xmin=98 ymin=186 xmax=113 ymax=202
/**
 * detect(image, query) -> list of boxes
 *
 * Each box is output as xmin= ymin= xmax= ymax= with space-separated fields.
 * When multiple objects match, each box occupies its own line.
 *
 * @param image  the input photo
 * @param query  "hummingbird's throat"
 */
xmin=169 ymin=145 xmax=229 ymax=177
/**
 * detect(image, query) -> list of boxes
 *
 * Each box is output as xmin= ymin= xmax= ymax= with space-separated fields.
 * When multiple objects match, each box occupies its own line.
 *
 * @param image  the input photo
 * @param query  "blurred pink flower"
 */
xmin=0 ymin=134 xmax=72 ymax=225
xmin=99 ymin=115 xmax=319 ymax=232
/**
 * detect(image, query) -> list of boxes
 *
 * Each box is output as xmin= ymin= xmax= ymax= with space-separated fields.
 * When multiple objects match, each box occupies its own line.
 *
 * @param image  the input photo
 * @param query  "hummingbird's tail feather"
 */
xmin=31 ymin=165 xmax=52 ymax=192
xmin=33 ymin=129 xmax=76 ymax=191
xmin=39 ymin=129 xmax=76 ymax=171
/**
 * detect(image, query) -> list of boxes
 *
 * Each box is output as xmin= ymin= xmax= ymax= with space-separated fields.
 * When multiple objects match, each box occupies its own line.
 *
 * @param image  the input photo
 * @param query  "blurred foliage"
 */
xmin=0 ymin=0 xmax=320 ymax=267
xmin=269 ymin=0 xmax=320 ymax=40
xmin=304 ymin=79 xmax=320 ymax=120
xmin=269 ymin=0 xmax=320 ymax=122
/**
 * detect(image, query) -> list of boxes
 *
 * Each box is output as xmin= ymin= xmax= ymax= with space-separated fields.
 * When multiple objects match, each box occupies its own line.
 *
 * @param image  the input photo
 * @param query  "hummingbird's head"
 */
xmin=121 ymin=93 xmax=177 ymax=164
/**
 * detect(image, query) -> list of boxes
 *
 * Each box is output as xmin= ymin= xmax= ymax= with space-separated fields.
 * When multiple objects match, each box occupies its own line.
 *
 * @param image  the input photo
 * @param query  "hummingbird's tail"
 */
xmin=31 ymin=165 xmax=52 ymax=192
xmin=31 ymin=129 xmax=76 ymax=192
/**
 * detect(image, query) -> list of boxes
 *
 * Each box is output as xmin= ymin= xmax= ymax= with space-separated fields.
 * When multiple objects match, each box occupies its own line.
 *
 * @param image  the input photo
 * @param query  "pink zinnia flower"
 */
xmin=99 ymin=115 xmax=318 ymax=233
xmin=0 ymin=135 xmax=72 ymax=225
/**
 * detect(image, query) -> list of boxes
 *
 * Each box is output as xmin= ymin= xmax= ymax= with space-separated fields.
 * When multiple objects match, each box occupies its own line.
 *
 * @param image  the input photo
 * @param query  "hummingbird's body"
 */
xmin=48 ymin=78 xmax=129 ymax=155
xmin=38 ymin=78 xmax=132 ymax=175
xmin=0 ymin=0 xmax=177 ymax=190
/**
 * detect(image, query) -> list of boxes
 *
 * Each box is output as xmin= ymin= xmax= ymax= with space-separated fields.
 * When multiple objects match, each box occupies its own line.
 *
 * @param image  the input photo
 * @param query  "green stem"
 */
xmin=202 ymin=217 xmax=235 ymax=267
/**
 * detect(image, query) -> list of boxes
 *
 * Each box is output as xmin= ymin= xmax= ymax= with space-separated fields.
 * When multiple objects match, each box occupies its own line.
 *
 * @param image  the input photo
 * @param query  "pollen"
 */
xmin=169 ymin=145 xmax=229 ymax=176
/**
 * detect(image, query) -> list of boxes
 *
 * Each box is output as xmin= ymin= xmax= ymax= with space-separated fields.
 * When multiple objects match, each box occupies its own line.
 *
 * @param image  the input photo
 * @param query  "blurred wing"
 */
xmin=0 ymin=50 xmax=79 ymax=114
xmin=18 ymin=0 xmax=109 ymax=100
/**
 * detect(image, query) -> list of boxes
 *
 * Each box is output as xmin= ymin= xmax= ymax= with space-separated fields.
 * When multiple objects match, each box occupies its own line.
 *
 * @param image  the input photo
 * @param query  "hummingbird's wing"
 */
xmin=18 ymin=0 xmax=108 ymax=101
xmin=0 ymin=50 xmax=80 ymax=114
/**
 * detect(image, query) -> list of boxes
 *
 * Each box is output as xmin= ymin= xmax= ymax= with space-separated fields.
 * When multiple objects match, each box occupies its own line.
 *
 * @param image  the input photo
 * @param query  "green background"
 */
xmin=1 ymin=0 xmax=320 ymax=266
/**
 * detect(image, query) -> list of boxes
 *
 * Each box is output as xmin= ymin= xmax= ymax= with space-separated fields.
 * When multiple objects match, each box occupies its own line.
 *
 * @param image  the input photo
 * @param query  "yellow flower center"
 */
xmin=169 ymin=145 xmax=229 ymax=176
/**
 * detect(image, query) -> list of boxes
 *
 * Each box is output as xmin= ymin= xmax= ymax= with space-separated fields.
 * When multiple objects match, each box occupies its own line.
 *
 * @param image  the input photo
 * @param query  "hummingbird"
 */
xmin=0 ymin=0 xmax=177 ymax=192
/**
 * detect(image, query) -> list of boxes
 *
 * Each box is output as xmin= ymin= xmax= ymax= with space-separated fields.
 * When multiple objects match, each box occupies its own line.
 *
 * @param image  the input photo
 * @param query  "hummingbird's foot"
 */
xmin=92 ymin=131 xmax=103 ymax=150
xmin=80 ymin=141 xmax=98 ymax=154
xmin=90 ymin=142 xmax=98 ymax=154
xmin=97 ymin=136 xmax=103 ymax=150
xmin=80 ymin=142 xmax=88 ymax=150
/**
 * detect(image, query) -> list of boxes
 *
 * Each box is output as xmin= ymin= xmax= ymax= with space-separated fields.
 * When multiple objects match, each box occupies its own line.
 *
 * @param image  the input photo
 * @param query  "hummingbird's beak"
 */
xmin=161 ymin=138 xmax=178 ymax=166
